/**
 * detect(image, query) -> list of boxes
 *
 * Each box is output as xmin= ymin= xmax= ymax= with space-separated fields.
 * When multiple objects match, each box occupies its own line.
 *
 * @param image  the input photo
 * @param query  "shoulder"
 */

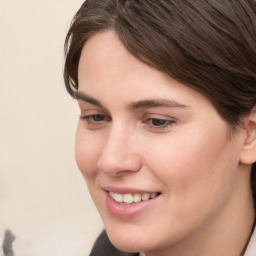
xmin=89 ymin=230 xmax=138 ymax=256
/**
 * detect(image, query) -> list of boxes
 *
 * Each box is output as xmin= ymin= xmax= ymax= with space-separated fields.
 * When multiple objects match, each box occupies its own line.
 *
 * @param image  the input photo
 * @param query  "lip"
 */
xmin=103 ymin=186 xmax=159 ymax=194
xmin=103 ymin=188 xmax=161 ymax=219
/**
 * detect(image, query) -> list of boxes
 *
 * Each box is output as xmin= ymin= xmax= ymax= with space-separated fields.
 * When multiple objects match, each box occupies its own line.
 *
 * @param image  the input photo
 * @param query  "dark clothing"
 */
xmin=89 ymin=230 xmax=139 ymax=256
xmin=2 ymin=230 xmax=15 ymax=256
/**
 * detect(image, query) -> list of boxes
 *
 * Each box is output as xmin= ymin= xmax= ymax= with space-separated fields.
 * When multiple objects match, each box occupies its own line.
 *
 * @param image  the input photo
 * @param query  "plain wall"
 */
xmin=0 ymin=1 xmax=103 ymax=255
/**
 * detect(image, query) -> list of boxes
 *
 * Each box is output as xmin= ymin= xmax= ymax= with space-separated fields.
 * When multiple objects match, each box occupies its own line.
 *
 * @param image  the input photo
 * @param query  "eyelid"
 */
xmin=142 ymin=114 xmax=177 ymax=132
xmin=143 ymin=113 xmax=177 ymax=121
xmin=79 ymin=108 xmax=107 ymax=117
xmin=79 ymin=114 xmax=107 ymax=121
xmin=77 ymin=101 xmax=110 ymax=116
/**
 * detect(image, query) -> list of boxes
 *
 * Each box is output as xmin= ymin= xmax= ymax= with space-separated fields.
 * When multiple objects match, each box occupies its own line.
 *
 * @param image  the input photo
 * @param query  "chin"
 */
xmin=111 ymin=239 xmax=144 ymax=253
xmin=105 ymin=227 xmax=153 ymax=253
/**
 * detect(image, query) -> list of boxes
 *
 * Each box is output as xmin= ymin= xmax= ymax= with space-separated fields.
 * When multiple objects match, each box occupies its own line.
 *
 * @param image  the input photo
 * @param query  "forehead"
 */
xmin=78 ymin=31 xmax=153 ymax=87
xmin=78 ymin=31 xmax=204 ymax=104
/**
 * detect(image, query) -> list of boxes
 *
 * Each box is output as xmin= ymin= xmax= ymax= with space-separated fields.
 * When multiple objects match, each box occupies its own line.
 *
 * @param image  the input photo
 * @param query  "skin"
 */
xmin=75 ymin=31 xmax=255 ymax=256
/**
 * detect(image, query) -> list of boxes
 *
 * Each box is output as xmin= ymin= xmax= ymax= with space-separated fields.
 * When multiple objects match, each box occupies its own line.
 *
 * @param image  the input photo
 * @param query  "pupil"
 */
xmin=152 ymin=119 xmax=165 ymax=126
xmin=93 ymin=114 xmax=104 ymax=121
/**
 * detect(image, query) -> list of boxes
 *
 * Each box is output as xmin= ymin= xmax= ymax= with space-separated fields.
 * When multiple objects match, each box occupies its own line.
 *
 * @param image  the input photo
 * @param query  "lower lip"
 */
xmin=105 ymin=191 xmax=159 ymax=218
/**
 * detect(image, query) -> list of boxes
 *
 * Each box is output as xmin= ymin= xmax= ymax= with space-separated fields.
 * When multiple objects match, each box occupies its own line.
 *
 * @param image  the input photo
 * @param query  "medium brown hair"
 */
xmin=64 ymin=0 xmax=256 ymax=205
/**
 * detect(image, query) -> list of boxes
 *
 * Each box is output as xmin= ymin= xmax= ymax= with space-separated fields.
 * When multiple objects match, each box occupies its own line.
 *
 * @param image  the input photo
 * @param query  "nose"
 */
xmin=97 ymin=125 xmax=142 ymax=176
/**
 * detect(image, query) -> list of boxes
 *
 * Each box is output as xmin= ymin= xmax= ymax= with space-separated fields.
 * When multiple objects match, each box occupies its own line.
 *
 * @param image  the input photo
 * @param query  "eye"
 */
xmin=80 ymin=113 xmax=110 ymax=129
xmin=89 ymin=114 xmax=106 ymax=122
xmin=80 ymin=114 xmax=106 ymax=122
xmin=144 ymin=117 xmax=176 ymax=132
xmin=150 ymin=118 xmax=170 ymax=126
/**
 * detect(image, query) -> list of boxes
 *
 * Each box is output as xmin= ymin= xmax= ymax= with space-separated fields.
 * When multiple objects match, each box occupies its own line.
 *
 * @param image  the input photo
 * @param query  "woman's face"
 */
xmin=76 ymin=31 xmax=248 ymax=254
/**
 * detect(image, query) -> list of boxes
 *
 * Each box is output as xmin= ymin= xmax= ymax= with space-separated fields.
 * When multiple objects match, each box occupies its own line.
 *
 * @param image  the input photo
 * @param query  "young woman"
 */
xmin=64 ymin=1 xmax=256 ymax=255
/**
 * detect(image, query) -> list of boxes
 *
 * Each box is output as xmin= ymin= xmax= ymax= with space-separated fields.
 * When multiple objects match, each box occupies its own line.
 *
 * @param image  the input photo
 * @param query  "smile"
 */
xmin=108 ymin=191 xmax=160 ymax=204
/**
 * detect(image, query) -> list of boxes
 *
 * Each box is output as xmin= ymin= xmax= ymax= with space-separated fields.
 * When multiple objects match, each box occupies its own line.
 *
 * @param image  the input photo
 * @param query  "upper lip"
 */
xmin=102 ymin=186 xmax=161 ymax=194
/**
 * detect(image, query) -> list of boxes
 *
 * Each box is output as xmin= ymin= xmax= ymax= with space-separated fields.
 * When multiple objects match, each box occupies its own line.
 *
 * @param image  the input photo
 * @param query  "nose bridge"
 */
xmin=104 ymin=124 xmax=128 ymax=156
xmin=97 ymin=122 xmax=141 ymax=174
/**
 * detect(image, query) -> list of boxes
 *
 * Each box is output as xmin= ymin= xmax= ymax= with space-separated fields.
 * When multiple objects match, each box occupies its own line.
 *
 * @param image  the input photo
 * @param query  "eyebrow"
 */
xmin=129 ymin=99 xmax=188 ymax=109
xmin=75 ymin=91 xmax=104 ymax=108
xmin=75 ymin=91 xmax=188 ymax=110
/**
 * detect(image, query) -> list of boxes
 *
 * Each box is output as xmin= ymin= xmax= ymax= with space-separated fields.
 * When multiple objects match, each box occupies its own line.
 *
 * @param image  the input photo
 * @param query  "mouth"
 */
xmin=104 ymin=188 xmax=162 ymax=218
xmin=108 ymin=191 xmax=161 ymax=204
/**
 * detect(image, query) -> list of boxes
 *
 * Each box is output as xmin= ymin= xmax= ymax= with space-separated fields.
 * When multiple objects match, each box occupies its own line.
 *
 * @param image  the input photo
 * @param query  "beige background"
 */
xmin=0 ymin=1 xmax=103 ymax=255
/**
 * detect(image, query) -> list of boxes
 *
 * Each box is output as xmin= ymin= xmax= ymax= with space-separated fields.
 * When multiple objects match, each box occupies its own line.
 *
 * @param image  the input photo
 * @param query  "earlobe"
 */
xmin=240 ymin=106 xmax=256 ymax=165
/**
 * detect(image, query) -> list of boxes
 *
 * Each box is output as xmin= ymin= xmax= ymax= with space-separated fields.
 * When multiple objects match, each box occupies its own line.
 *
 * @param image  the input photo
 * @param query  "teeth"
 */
xmin=142 ymin=193 xmax=150 ymax=201
xmin=150 ymin=192 xmax=158 ymax=199
xmin=133 ymin=193 xmax=142 ymax=203
xmin=123 ymin=193 xmax=133 ymax=204
xmin=109 ymin=191 xmax=159 ymax=204
xmin=114 ymin=193 xmax=123 ymax=203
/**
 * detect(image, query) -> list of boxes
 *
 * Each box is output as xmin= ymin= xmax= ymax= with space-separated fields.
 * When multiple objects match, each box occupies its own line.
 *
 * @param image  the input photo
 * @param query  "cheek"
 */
xmin=144 ymin=129 xmax=238 ymax=201
xmin=75 ymin=129 xmax=102 ymax=180
xmin=144 ymin=137 xmax=240 ymax=230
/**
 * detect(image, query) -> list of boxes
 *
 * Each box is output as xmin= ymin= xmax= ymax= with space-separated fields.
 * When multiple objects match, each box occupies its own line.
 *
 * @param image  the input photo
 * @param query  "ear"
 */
xmin=240 ymin=106 xmax=256 ymax=165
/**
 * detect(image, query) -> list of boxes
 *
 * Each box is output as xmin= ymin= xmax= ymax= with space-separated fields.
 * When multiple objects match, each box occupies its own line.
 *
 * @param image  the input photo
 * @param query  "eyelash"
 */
xmin=144 ymin=118 xmax=176 ymax=131
xmin=80 ymin=114 xmax=110 ymax=127
xmin=80 ymin=114 xmax=176 ymax=131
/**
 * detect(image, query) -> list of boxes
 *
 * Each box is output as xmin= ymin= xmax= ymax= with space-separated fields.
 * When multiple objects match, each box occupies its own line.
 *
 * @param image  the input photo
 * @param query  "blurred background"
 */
xmin=0 ymin=1 xmax=103 ymax=255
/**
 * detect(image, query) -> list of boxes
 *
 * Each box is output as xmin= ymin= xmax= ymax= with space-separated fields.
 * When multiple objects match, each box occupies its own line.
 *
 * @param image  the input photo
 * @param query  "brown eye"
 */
xmin=151 ymin=118 xmax=168 ymax=126
xmin=80 ymin=114 xmax=107 ymax=122
xmin=92 ymin=114 xmax=106 ymax=122
xmin=80 ymin=113 xmax=110 ymax=130
xmin=144 ymin=117 xmax=176 ymax=133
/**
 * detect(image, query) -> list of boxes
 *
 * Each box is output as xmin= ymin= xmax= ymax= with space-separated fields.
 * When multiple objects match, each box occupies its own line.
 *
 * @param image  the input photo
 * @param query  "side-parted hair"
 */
xmin=64 ymin=0 xmax=256 ymax=206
